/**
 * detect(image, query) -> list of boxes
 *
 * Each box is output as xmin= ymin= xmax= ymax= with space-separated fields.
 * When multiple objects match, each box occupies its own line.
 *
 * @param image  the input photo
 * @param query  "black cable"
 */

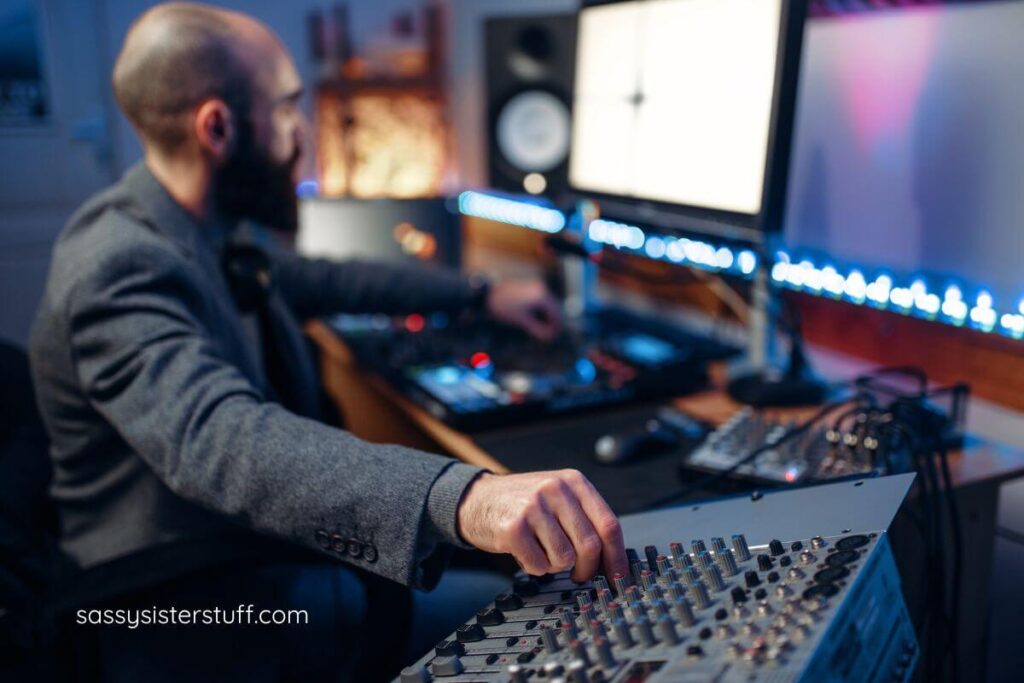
xmin=937 ymin=445 xmax=963 ymax=683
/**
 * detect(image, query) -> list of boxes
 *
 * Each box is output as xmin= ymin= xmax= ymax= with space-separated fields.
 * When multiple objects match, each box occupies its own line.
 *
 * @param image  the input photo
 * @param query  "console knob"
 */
xmin=513 ymin=577 xmax=539 ymax=596
xmin=455 ymin=623 xmax=485 ymax=643
xmin=612 ymin=618 xmax=635 ymax=648
xmin=612 ymin=573 xmax=629 ymax=597
xmin=769 ymin=539 xmax=785 ymax=556
xmin=569 ymin=639 xmax=590 ymax=666
xmin=682 ymin=566 xmax=700 ymax=587
xmin=644 ymin=545 xmax=660 ymax=573
xmin=718 ymin=549 xmax=740 ymax=576
xmin=692 ymin=579 xmax=711 ymax=608
xmin=810 ymin=535 xmax=826 ymax=550
xmin=507 ymin=665 xmax=527 ymax=683
xmin=434 ymin=640 xmax=465 ymax=657
xmin=669 ymin=542 xmax=689 ymax=570
xmin=732 ymin=534 xmax=752 ymax=562
xmin=702 ymin=564 xmax=725 ymax=592
xmin=640 ymin=569 xmax=656 ymax=591
xmin=635 ymin=614 xmax=658 ymax=647
xmin=568 ymin=659 xmax=590 ymax=683
xmin=656 ymin=555 xmax=672 ymax=575
xmin=607 ymin=600 xmax=625 ymax=622
xmin=540 ymin=624 xmax=560 ymax=653
xmin=430 ymin=655 xmax=463 ymax=677
xmin=698 ymin=551 xmax=715 ymax=571
xmin=674 ymin=596 xmax=696 ymax=626
xmin=593 ymin=575 xmax=609 ymax=593
xmin=692 ymin=539 xmax=707 ymax=555
xmin=658 ymin=615 xmax=680 ymax=645
xmin=799 ymin=551 xmax=816 ymax=565
xmin=745 ymin=570 xmax=761 ymax=588
xmin=757 ymin=554 xmax=774 ymax=571
xmin=595 ymin=636 xmax=616 ymax=667
xmin=711 ymin=536 xmax=728 ymax=552
xmin=494 ymin=593 xmax=524 ymax=611
xmin=399 ymin=665 xmax=431 ymax=683
xmin=476 ymin=607 xmax=504 ymax=626
xmin=543 ymin=662 xmax=565 ymax=678
xmin=596 ymin=588 xmax=613 ymax=612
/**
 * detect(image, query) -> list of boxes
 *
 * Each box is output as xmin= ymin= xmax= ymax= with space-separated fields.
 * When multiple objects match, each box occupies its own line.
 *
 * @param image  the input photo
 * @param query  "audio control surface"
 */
xmin=333 ymin=306 xmax=737 ymax=432
xmin=398 ymin=475 xmax=918 ymax=683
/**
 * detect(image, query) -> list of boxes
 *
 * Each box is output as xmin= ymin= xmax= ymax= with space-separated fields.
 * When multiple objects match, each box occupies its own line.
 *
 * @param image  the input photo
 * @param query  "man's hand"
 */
xmin=456 ymin=469 xmax=628 ymax=582
xmin=486 ymin=279 xmax=562 ymax=341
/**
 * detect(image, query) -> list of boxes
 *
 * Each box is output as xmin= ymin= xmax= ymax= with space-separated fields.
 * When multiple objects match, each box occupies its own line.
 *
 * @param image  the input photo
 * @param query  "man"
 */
xmin=29 ymin=2 xmax=627 ymax=681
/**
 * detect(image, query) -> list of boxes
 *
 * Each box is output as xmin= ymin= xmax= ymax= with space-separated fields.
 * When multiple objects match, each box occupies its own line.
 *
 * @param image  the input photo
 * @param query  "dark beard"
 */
xmin=215 ymin=116 xmax=301 ymax=234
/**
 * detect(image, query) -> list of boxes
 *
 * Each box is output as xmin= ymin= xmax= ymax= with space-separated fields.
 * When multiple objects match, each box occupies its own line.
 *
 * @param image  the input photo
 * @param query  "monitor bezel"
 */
xmin=566 ymin=0 xmax=808 ymax=246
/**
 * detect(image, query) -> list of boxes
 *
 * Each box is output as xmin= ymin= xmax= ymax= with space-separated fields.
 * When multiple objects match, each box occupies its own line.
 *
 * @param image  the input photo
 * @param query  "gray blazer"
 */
xmin=29 ymin=164 xmax=483 ymax=598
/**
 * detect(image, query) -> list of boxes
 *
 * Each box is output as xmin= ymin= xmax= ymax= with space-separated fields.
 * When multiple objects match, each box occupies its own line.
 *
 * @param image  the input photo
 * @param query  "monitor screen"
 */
xmin=570 ymin=0 xmax=803 ymax=242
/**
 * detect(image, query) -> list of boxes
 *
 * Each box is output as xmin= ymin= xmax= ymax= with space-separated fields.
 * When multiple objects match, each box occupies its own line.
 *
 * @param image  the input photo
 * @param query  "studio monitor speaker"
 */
xmin=484 ymin=14 xmax=576 ymax=199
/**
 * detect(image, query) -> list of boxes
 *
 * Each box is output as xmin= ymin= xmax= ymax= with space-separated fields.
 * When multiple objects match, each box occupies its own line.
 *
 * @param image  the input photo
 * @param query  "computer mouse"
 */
xmin=594 ymin=419 xmax=681 ymax=466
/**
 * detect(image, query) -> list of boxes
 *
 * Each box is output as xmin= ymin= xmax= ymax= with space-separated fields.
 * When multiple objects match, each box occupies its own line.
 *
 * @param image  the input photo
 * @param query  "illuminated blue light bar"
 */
xmin=770 ymin=252 xmax=1022 ymax=338
xmin=460 ymin=193 xmax=1023 ymax=340
xmin=457 ymin=191 xmax=565 ymax=233
xmin=587 ymin=218 xmax=759 ymax=278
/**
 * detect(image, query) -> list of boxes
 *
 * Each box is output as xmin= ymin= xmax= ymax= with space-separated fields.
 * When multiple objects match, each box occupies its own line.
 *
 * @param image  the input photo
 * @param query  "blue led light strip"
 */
xmin=457 ymin=192 xmax=1024 ymax=340
xmin=457 ymin=191 xmax=566 ymax=233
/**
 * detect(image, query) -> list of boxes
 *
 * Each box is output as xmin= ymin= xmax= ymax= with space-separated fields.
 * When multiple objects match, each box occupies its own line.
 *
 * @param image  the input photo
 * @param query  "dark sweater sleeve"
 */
xmin=271 ymin=250 xmax=479 ymax=320
xmin=66 ymin=239 xmax=481 ymax=588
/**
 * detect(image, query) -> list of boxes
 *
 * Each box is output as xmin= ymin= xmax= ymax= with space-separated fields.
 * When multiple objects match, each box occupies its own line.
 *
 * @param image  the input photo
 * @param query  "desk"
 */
xmin=308 ymin=320 xmax=1024 ymax=679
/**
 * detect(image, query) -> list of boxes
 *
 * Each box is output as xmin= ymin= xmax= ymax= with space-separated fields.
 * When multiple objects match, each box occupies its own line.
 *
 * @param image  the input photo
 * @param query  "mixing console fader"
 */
xmin=397 ymin=474 xmax=918 ymax=683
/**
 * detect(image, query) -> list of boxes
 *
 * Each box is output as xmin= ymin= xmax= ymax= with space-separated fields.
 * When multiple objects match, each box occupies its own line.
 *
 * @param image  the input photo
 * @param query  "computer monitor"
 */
xmin=569 ymin=0 xmax=807 ymax=245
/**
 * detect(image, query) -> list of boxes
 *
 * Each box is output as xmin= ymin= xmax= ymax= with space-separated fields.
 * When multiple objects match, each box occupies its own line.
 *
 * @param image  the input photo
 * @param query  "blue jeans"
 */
xmin=88 ymin=562 xmax=508 ymax=682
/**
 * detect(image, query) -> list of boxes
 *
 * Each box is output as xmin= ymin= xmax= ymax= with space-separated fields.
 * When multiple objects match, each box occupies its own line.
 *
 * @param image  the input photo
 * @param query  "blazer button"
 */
xmin=330 ymin=533 xmax=346 ymax=554
xmin=346 ymin=539 xmax=363 ymax=558
xmin=363 ymin=544 xmax=378 ymax=563
xmin=315 ymin=530 xmax=330 ymax=549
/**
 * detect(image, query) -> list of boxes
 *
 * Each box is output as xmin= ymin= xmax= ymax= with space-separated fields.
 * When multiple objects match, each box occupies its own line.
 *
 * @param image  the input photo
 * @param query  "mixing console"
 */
xmin=682 ymin=407 xmax=914 ymax=485
xmin=397 ymin=474 xmax=918 ymax=683
xmin=332 ymin=307 xmax=737 ymax=431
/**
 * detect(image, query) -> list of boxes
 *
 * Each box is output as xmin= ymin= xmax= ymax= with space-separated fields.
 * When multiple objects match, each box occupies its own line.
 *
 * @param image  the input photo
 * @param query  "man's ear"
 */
xmin=194 ymin=99 xmax=234 ymax=162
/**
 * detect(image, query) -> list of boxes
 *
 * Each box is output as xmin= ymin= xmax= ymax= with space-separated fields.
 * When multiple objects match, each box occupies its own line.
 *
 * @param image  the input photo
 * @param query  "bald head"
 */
xmin=112 ymin=2 xmax=276 ymax=154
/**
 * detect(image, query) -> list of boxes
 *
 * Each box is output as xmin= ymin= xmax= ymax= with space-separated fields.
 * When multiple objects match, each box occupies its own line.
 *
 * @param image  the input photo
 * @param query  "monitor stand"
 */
xmin=727 ymin=253 xmax=828 ymax=407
